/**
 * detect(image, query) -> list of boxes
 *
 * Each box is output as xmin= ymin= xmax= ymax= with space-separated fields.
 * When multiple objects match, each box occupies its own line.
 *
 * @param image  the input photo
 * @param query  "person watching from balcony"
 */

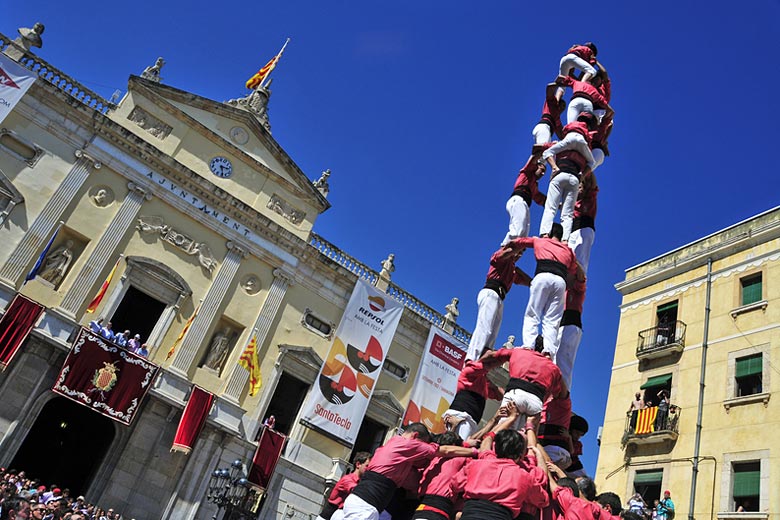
xmin=627 ymin=392 xmax=645 ymax=432
xmin=657 ymin=490 xmax=674 ymax=520
xmin=99 ymin=321 xmax=114 ymax=342
xmin=655 ymin=390 xmax=670 ymax=431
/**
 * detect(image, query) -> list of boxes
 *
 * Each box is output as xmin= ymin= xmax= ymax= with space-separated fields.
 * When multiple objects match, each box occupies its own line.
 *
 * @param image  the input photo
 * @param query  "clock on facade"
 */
xmin=209 ymin=156 xmax=233 ymax=178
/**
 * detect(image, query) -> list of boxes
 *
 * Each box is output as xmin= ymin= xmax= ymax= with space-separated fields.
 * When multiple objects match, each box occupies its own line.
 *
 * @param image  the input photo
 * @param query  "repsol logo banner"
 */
xmin=300 ymin=279 xmax=404 ymax=447
xmin=0 ymin=54 xmax=36 ymax=125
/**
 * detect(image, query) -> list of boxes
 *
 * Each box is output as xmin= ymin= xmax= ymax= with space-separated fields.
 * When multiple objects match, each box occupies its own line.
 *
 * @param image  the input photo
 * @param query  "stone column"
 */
xmin=169 ymin=242 xmax=247 ymax=376
xmin=59 ymin=182 xmax=151 ymax=317
xmin=0 ymin=150 xmax=100 ymax=286
xmin=222 ymin=268 xmax=294 ymax=402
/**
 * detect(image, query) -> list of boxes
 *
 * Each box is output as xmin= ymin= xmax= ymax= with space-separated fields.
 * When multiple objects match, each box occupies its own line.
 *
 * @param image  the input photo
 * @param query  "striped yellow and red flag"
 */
xmin=245 ymin=39 xmax=290 ymax=90
xmin=238 ymin=334 xmax=262 ymax=396
xmin=635 ymin=406 xmax=658 ymax=434
xmin=166 ymin=305 xmax=199 ymax=360
xmin=85 ymin=257 xmax=121 ymax=314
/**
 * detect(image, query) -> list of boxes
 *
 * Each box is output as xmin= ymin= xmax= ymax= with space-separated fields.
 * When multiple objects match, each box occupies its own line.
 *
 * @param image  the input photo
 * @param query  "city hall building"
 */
xmin=0 ymin=24 xmax=476 ymax=520
xmin=596 ymin=207 xmax=780 ymax=519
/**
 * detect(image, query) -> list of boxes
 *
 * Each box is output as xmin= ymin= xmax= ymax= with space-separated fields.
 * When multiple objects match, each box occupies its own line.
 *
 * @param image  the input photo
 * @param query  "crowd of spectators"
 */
xmin=0 ymin=469 xmax=123 ymax=520
xmin=88 ymin=319 xmax=149 ymax=358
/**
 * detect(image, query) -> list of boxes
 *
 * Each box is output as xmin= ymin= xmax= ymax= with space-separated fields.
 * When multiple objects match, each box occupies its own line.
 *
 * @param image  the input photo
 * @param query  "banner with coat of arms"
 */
xmin=53 ymin=327 xmax=159 ymax=425
xmin=299 ymin=279 xmax=404 ymax=447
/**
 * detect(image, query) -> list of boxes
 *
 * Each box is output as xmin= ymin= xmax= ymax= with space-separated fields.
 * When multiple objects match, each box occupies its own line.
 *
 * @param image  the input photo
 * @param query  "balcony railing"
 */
xmin=636 ymin=320 xmax=686 ymax=360
xmin=623 ymin=405 xmax=680 ymax=446
xmin=309 ymin=233 xmax=472 ymax=343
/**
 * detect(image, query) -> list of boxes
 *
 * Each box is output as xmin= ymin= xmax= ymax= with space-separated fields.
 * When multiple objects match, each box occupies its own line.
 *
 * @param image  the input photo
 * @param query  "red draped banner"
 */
xmin=248 ymin=427 xmax=286 ymax=488
xmin=0 ymin=295 xmax=44 ymax=370
xmin=53 ymin=328 xmax=159 ymax=425
xmin=171 ymin=385 xmax=215 ymax=454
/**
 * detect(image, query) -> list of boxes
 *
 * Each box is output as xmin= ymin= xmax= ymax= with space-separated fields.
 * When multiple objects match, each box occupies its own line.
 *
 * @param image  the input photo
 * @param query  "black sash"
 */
xmin=351 ymin=471 xmax=397 ymax=512
xmin=483 ymin=279 xmax=507 ymax=300
xmin=461 ymin=499 xmax=512 ymax=520
xmin=535 ymin=259 xmax=567 ymax=281
xmin=561 ymin=310 xmax=582 ymax=328
xmin=505 ymin=377 xmax=545 ymax=402
xmin=511 ymin=186 xmax=532 ymax=207
xmin=449 ymin=389 xmax=486 ymax=424
xmin=318 ymin=501 xmax=338 ymax=520
xmin=572 ymin=215 xmax=595 ymax=232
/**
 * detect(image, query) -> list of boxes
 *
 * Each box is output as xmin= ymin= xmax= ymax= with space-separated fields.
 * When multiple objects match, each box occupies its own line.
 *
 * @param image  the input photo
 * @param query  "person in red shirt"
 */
xmin=555 ymin=42 xmax=599 ymax=102
xmin=567 ymin=173 xmax=597 ymax=272
xmin=507 ymin=225 xmax=582 ymax=356
xmin=556 ymin=272 xmax=586 ymax=390
xmin=465 ymin=246 xmax=531 ymax=361
xmin=555 ymin=74 xmax=614 ymax=126
xmin=342 ymin=423 xmax=477 ymax=520
xmin=591 ymin=63 xmax=611 ymax=122
xmin=317 ymin=452 xmax=371 ymax=520
xmin=442 ymin=350 xmax=505 ymax=440
xmin=534 ymin=83 xmax=566 ymax=145
xmin=412 ymin=431 xmax=469 ymax=520
xmin=566 ymin=415 xmax=589 ymax=478
xmin=538 ymin=394 xmax=573 ymax=471
xmin=502 ymin=152 xmax=547 ymax=247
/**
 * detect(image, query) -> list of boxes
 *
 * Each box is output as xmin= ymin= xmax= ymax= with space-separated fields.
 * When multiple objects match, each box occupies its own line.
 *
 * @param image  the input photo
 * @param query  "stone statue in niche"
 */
xmin=141 ymin=57 xmax=165 ymax=83
xmin=203 ymin=327 xmax=233 ymax=372
xmin=38 ymin=240 xmax=74 ymax=286
xmin=92 ymin=188 xmax=114 ymax=207
xmin=443 ymin=297 xmax=460 ymax=327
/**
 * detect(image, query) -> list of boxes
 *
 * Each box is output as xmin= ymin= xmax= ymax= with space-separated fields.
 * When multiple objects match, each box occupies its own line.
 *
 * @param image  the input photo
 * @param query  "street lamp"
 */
xmin=206 ymin=459 xmax=252 ymax=520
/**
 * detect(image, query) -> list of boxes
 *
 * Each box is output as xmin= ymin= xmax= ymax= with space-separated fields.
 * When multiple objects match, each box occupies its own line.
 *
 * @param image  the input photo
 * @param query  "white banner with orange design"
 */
xmin=402 ymin=326 xmax=467 ymax=435
xmin=299 ymin=279 xmax=403 ymax=446
xmin=0 ymin=53 xmax=36 ymax=124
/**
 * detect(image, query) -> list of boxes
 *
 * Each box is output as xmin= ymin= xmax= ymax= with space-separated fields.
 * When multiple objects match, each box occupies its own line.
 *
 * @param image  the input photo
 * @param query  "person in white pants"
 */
xmin=556 ymin=274 xmax=586 ymax=389
xmin=555 ymin=42 xmax=599 ymax=101
xmin=567 ymin=173 xmax=598 ymax=274
xmin=533 ymin=83 xmax=566 ymax=145
xmin=502 ymin=152 xmax=546 ymax=246
xmin=539 ymin=115 xmax=596 ymax=240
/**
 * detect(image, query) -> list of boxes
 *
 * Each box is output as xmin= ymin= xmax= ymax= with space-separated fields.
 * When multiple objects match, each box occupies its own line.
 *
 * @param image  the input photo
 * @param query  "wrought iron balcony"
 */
xmin=623 ymin=405 xmax=680 ymax=447
xmin=636 ymin=320 xmax=686 ymax=360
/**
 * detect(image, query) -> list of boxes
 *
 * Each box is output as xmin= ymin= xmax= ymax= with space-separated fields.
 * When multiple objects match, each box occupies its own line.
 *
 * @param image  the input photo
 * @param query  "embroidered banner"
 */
xmin=299 ymin=279 xmax=404 ymax=446
xmin=402 ymin=326 xmax=467 ymax=434
xmin=0 ymin=295 xmax=44 ymax=370
xmin=635 ymin=406 xmax=658 ymax=434
xmin=53 ymin=327 xmax=159 ymax=425
xmin=248 ymin=426 xmax=286 ymax=488
xmin=171 ymin=385 xmax=215 ymax=454
xmin=0 ymin=53 xmax=36 ymax=124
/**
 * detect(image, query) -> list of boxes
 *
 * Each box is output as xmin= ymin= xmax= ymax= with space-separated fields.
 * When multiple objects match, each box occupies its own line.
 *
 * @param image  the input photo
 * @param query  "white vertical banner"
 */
xmin=300 ymin=279 xmax=403 ymax=446
xmin=402 ymin=326 xmax=467 ymax=435
xmin=0 ymin=54 xmax=36 ymax=124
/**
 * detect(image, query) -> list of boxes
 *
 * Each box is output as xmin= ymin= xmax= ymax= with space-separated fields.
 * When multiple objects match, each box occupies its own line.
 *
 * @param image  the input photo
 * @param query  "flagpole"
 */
xmin=258 ymin=37 xmax=290 ymax=90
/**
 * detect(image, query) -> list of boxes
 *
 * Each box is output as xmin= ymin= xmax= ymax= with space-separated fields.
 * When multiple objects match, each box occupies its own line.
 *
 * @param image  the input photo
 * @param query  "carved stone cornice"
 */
xmin=136 ymin=215 xmax=218 ymax=273
xmin=74 ymin=149 xmax=101 ymax=170
xmin=225 ymin=240 xmax=248 ymax=258
xmin=272 ymin=268 xmax=295 ymax=285
xmin=127 ymin=181 xmax=153 ymax=200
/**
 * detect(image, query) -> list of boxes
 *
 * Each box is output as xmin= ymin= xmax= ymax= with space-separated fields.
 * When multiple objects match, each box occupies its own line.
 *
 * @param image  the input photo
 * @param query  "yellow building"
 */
xmin=0 ymin=24 xmax=480 ymax=520
xmin=596 ymin=207 xmax=780 ymax=519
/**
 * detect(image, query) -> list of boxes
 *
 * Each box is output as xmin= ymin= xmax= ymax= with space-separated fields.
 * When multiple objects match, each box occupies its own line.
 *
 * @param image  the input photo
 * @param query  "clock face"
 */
xmin=209 ymin=156 xmax=233 ymax=178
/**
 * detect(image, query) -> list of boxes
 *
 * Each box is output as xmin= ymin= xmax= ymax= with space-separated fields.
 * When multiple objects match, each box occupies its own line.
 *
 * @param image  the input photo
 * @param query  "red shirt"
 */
xmin=542 ymin=395 xmax=572 ymax=430
xmin=598 ymin=78 xmax=611 ymax=103
xmin=563 ymin=121 xmax=593 ymax=147
xmin=510 ymin=237 xmax=579 ymax=276
xmin=493 ymin=348 xmax=564 ymax=399
xmin=418 ymin=456 xmax=469 ymax=498
xmin=450 ymin=452 xmax=548 ymax=517
xmin=485 ymin=248 xmax=524 ymax=294
xmin=553 ymin=486 xmax=607 ymax=519
xmin=541 ymin=85 xmax=565 ymax=139
xmin=556 ymin=76 xmax=609 ymax=109
xmin=457 ymin=360 xmax=503 ymax=400
xmin=327 ymin=472 xmax=359 ymax=508
xmin=565 ymin=278 xmax=586 ymax=314
xmin=567 ymin=45 xmax=597 ymax=65
xmin=367 ymin=436 xmax=439 ymax=486
xmin=574 ymin=184 xmax=598 ymax=221
xmin=512 ymin=157 xmax=546 ymax=207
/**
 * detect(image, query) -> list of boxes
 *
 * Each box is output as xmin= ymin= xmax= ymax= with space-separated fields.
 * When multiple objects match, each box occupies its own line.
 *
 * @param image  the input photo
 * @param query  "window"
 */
xmin=301 ymin=308 xmax=334 ymax=339
xmin=655 ymin=301 xmax=678 ymax=345
xmin=0 ymin=129 xmax=44 ymax=166
xmin=633 ymin=469 xmax=663 ymax=505
xmin=382 ymin=358 xmax=409 ymax=382
xmin=735 ymin=354 xmax=762 ymax=397
xmin=741 ymin=274 xmax=762 ymax=306
xmin=733 ymin=461 xmax=760 ymax=512
xmin=260 ymin=372 xmax=310 ymax=437
xmin=351 ymin=417 xmax=387 ymax=458
xmin=640 ymin=373 xmax=672 ymax=407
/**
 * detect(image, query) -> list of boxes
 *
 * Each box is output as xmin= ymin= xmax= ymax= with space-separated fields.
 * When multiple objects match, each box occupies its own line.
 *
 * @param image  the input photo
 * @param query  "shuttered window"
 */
xmin=741 ymin=274 xmax=762 ymax=306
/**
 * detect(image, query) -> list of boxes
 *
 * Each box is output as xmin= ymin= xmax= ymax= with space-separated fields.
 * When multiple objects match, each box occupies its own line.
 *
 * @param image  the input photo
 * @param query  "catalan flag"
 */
xmin=245 ymin=39 xmax=290 ymax=90
xmin=85 ymin=257 xmax=121 ymax=313
xmin=167 ymin=305 xmax=199 ymax=360
xmin=635 ymin=406 xmax=658 ymax=434
xmin=238 ymin=334 xmax=262 ymax=396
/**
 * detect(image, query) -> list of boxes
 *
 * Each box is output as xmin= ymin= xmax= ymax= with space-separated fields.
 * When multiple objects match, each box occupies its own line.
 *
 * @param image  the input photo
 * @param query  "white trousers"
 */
xmin=332 ymin=510 xmax=345 ymax=520
xmin=567 ymin=227 xmax=595 ymax=274
xmin=543 ymin=445 xmax=572 ymax=470
xmin=442 ymin=409 xmax=477 ymax=440
xmin=539 ymin=172 xmax=579 ymax=240
xmin=592 ymin=148 xmax=605 ymax=171
xmin=466 ymin=288 xmax=503 ymax=361
xmin=559 ymin=53 xmax=597 ymax=78
xmin=501 ymin=388 xmax=544 ymax=430
xmin=532 ymin=122 xmax=552 ymax=145
xmin=342 ymin=494 xmax=379 ymax=520
xmin=502 ymin=195 xmax=531 ymax=246
xmin=522 ymin=272 xmax=566 ymax=354
xmin=567 ymin=97 xmax=594 ymax=125
xmin=556 ymin=324 xmax=582 ymax=390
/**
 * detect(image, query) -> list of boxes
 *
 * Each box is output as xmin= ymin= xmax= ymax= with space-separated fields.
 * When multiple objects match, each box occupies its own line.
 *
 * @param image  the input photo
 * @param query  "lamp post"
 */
xmin=205 ymin=459 xmax=252 ymax=520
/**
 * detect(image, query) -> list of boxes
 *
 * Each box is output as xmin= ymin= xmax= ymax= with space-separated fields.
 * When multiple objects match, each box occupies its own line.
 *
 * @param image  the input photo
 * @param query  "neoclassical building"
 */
xmin=0 ymin=25 xmax=475 ymax=520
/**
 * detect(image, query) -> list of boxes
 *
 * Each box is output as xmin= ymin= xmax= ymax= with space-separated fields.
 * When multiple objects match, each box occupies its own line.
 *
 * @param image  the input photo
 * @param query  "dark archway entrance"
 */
xmin=111 ymin=286 xmax=166 ymax=343
xmin=11 ymin=397 xmax=115 ymax=494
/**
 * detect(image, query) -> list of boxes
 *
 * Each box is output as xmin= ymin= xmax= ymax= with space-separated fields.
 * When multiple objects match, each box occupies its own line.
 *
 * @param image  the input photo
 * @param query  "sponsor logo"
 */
xmin=358 ymin=306 xmax=385 ymax=325
xmin=0 ymin=67 xmax=20 ymax=89
xmin=368 ymin=295 xmax=385 ymax=312
xmin=429 ymin=334 xmax=466 ymax=370
xmin=314 ymin=404 xmax=352 ymax=430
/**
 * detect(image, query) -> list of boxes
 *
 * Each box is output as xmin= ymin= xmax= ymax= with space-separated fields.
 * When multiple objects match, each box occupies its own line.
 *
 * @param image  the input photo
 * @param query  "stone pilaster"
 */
xmin=222 ymin=268 xmax=294 ymax=401
xmin=59 ymin=182 xmax=151 ymax=317
xmin=169 ymin=241 xmax=247 ymax=375
xmin=0 ymin=150 xmax=100 ymax=286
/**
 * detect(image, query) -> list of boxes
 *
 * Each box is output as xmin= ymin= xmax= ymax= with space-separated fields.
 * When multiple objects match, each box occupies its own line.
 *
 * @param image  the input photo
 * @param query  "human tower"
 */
xmin=320 ymin=43 xmax=623 ymax=520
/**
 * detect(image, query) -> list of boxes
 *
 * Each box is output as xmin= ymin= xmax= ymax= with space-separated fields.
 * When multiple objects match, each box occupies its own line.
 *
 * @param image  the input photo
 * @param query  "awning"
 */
xmin=733 ymin=470 xmax=760 ymax=497
xmin=634 ymin=470 xmax=663 ymax=484
xmin=640 ymin=374 xmax=672 ymax=389
xmin=736 ymin=355 xmax=762 ymax=378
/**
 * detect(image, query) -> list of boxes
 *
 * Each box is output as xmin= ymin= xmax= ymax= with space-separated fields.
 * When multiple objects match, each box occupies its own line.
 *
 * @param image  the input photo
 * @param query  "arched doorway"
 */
xmin=10 ymin=397 xmax=115 ymax=494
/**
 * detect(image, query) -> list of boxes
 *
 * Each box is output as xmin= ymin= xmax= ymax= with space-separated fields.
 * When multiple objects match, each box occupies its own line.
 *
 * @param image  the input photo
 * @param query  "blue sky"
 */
xmin=7 ymin=0 xmax=780 ymax=479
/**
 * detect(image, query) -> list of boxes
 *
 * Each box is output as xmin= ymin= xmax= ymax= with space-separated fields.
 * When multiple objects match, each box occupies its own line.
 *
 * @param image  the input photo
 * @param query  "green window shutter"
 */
xmin=741 ymin=276 xmax=762 ymax=306
xmin=634 ymin=470 xmax=663 ymax=484
xmin=736 ymin=355 xmax=762 ymax=378
xmin=640 ymin=374 xmax=673 ymax=389
xmin=657 ymin=301 xmax=678 ymax=313
xmin=733 ymin=470 xmax=760 ymax=497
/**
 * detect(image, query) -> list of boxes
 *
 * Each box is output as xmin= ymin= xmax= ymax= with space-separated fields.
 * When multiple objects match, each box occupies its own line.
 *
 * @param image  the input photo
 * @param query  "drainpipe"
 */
xmin=689 ymin=258 xmax=712 ymax=520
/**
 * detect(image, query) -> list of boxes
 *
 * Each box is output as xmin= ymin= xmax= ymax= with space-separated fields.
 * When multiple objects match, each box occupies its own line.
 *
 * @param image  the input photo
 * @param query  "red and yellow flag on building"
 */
xmin=245 ymin=38 xmax=290 ymax=90
xmin=86 ymin=257 xmax=121 ymax=314
xmin=635 ymin=406 xmax=658 ymax=434
xmin=166 ymin=305 xmax=199 ymax=360
xmin=238 ymin=334 xmax=262 ymax=396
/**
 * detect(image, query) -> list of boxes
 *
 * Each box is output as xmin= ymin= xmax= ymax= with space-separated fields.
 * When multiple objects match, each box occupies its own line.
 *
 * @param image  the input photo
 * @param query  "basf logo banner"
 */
xmin=300 ymin=279 xmax=403 ymax=446
xmin=0 ymin=54 xmax=35 ymax=124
